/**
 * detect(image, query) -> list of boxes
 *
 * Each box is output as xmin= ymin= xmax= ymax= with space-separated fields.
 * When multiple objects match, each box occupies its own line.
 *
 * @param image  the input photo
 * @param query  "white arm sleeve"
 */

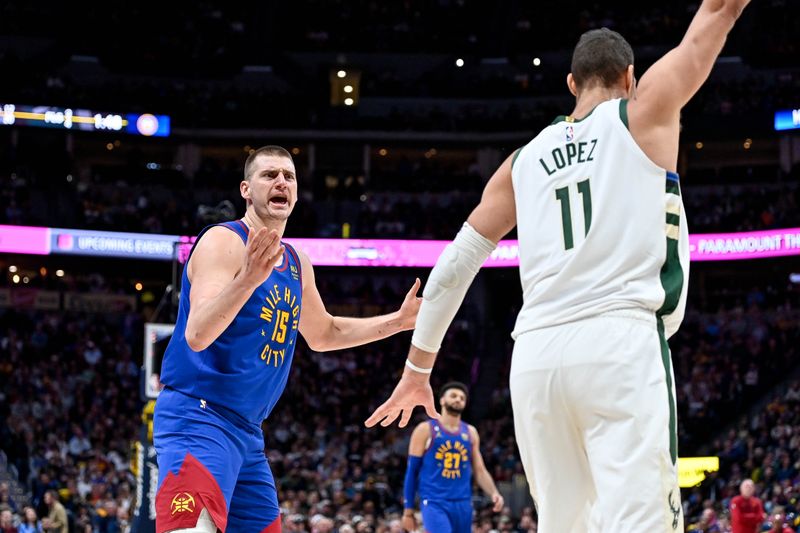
xmin=411 ymin=222 xmax=496 ymax=353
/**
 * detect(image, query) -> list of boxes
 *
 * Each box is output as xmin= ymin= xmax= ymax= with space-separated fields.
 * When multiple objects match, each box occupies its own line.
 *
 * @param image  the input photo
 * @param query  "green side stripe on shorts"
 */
xmin=657 ymin=319 xmax=678 ymax=465
xmin=657 ymin=171 xmax=684 ymax=466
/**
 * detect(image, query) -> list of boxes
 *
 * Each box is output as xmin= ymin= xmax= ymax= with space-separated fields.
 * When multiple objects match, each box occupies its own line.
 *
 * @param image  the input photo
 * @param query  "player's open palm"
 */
xmin=241 ymin=227 xmax=284 ymax=288
xmin=365 ymin=373 xmax=439 ymax=428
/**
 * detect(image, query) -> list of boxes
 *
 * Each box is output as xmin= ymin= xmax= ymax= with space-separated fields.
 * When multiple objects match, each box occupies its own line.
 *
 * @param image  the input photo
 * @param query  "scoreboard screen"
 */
xmin=774 ymin=108 xmax=800 ymax=131
xmin=0 ymin=103 xmax=170 ymax=137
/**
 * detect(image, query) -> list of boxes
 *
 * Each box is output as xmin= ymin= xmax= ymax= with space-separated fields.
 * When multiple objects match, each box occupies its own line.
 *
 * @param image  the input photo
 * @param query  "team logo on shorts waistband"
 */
xmin=171 ymin=492 xmax=196 ymax=515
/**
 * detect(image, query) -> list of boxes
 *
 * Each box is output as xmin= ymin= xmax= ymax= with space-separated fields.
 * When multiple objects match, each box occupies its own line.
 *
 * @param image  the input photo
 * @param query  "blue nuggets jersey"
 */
xmin=419 ymin=420 xmax=473 ymax=501
xmin=159 ymin=220 xmax=303 ymax=425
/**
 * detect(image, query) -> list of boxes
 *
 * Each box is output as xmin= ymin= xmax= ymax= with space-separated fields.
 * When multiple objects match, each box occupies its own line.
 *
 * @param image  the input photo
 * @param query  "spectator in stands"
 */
xmin=689 ymin=508 xmax=722 ymax=533
xmin=40 ymin=491 xmax=66 ymax=533
xmin=0 ymin=484 xmax=17 ymax=515
xmin=766 ymin=506 xmax=794 ymax=533
xmin=730 ymin=479 xmax=765 ymax=533
xmin=17 ymin=507 xmax=42 ymax=533
xmin=0 ymin=509 xmax=17 ymax=533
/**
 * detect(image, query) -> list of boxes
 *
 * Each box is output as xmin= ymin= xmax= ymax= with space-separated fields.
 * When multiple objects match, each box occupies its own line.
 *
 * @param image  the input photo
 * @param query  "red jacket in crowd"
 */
xmin=730 ymin=495 xmax=765 ymax=533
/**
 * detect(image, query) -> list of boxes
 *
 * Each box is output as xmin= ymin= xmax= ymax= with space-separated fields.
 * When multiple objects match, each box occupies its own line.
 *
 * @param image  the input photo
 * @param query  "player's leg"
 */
xmin=225 ymin=430 xmax=281 ymax=533
xmin=161 ymin=509 xmax=217 ymax=533
xmin=420 ymin=499 xmax=453 ymax=533
xmin=153 ymin=389 xmax=243 ymax=533
xmin=571 ymin=314 xmax=683 ymax=533
xmin=446 ymin=500 xmax=472 ymax=533
xmin=510 ymin=329 xmax=595 ymax=533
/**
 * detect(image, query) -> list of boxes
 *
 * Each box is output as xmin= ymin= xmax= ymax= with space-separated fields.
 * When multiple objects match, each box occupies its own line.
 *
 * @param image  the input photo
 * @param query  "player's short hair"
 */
xmin=571 ymin=28 xmax=634 ymax=89
xmin=439 ymin=381 xmax=468 ymax=400
xmin=244 ymin=145 xmax=294 ymax=181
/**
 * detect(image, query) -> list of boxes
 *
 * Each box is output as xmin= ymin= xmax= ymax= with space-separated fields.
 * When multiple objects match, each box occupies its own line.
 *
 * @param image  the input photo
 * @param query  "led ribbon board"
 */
xmin=0 ymin=104 xmax=170 ymax=136
xmin=1 ymin=226 xmax=799 ymax=265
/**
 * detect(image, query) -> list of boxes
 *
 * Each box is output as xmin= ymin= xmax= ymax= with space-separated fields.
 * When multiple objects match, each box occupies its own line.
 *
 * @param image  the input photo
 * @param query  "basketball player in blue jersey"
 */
xmin=153 ymin=145 xmax=423 ymax=533
xmin=402 ymin=382 xmax=503 ymax=533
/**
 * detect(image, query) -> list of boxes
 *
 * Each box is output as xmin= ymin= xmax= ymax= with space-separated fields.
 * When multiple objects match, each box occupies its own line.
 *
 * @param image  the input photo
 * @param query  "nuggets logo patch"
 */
xmin=171 ymin=492 xmax=196 ymax=515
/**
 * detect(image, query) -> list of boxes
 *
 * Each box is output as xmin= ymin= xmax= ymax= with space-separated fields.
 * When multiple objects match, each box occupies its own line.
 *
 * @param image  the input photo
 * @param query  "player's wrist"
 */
xmin=403 ymin=509 xmax=415 ymax=516
xmin=233 ymin=270 xmax=262 ymax=292
xmin=402 ymin=367 xmax=432 ymax=384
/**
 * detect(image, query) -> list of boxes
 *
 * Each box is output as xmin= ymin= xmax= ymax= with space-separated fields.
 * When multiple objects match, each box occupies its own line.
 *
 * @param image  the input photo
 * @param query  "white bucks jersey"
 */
xmin=511 ymin=98 xmax=689 ymax=339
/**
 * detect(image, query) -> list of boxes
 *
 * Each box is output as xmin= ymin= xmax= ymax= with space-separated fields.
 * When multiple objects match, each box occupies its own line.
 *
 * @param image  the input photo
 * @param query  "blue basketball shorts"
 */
xmin=421 ymin=498 xmax=472 ymax=533
xmin=153 ymin=387 xmax=280 ymax=533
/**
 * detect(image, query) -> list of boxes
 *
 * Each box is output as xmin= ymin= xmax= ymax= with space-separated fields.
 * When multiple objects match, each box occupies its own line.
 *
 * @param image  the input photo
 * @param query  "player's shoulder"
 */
xmin=188 ymin=225 xmax=245 ymax=273
xmin=413 ymin=420 xmax=433 ymax=434
xmin=198 ymin=224 xmax=246 ymax=249
xmin=290 ymin=245 xmax=310 ymax=264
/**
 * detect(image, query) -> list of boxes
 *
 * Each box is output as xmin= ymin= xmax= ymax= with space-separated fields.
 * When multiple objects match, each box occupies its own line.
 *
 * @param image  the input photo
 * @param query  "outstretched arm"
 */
xmin=469 ymin=426 xmax=504 ymax=513
xmin=365 ymin=153 xmax=517 ymax=428
xmin=297 ymin=250 xmax=422 ymax=352
xmin=628 ymin=0 xmax=751 ymax=170
xmin=402 ymin=422 xmax=431 ymax=532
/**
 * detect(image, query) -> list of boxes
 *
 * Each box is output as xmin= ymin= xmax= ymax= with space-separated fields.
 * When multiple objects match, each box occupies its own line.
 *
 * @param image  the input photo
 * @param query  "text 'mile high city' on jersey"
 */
xmin=511 ymin=98 xmax=689 ymax=339
xmin=419 ymin=420 xmax=473 ymax=501
xmin=159 ymin=220 xmax=303 ymax=425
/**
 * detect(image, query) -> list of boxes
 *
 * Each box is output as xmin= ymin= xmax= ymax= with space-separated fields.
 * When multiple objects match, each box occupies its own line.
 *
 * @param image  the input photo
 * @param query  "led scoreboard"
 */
xmin=0 ymin=103 xmax=170 ymax=137
xmin=774 ymin=108 xmax=800 ymax=131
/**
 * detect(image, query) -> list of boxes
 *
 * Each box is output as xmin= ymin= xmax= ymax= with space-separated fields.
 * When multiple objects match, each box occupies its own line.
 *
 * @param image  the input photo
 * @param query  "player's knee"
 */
xmin=163 ymin=508 xmax=218 ymax=533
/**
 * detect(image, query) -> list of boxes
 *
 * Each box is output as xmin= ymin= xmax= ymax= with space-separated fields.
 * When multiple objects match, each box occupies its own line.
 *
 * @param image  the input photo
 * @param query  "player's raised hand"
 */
xmin=395 ymin=278 xmax=422 ymax=331
xmin=241 ymin=227 xmax=284 ymax=288
xmin=365 ymin=371 xmax=439 ymax=428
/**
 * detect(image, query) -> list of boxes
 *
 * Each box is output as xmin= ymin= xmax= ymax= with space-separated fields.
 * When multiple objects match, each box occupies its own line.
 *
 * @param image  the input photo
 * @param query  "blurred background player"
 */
xmin=154 ymin=145 xmax=421 ymax=532
xmin=367 ymin=0 xmax=752 ymax=531
xmin=402 ymin=382 xmax=503 ymax=533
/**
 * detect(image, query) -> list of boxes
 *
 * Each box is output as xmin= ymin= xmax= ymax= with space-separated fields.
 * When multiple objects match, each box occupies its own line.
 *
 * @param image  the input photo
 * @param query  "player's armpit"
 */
xmin=466 ymin=153 xmax=517 ymax=243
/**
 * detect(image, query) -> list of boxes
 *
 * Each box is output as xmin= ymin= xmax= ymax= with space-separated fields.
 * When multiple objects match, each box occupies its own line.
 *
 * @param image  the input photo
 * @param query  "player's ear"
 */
xmin=567 ymin=73 xmax=578 ymax=97
xmin=240 ymin=180 xmax=250 ymax=200
xmin=625 ymin=65 xmax=635 ymax=97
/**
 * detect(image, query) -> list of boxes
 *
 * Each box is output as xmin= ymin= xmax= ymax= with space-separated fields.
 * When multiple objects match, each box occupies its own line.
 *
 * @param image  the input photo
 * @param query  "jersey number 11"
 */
xmin=555 ymin=178 xmax=592 ymax=250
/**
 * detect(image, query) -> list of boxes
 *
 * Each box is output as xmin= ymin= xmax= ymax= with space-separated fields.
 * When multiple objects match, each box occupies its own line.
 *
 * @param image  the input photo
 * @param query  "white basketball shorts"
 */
xmin=509 ymin=309 xmax=683 ymax=533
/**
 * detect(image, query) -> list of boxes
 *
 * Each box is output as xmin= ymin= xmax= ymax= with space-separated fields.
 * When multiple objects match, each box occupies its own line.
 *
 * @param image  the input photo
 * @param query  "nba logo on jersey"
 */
xmin=565 ymin=125 xmax=575 ymax=142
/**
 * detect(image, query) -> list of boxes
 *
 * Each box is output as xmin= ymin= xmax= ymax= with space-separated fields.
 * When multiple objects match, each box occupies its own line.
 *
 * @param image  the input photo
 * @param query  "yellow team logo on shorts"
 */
xmin=170 ymin=493 xmax=196 ymax=515
xmin=435 ymin=440 xmax=469 ymax=479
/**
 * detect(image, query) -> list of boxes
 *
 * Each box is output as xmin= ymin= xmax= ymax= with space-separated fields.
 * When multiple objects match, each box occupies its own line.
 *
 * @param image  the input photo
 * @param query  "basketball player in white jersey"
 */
xmin=366 ymin=1 xmax=751 ymax=531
